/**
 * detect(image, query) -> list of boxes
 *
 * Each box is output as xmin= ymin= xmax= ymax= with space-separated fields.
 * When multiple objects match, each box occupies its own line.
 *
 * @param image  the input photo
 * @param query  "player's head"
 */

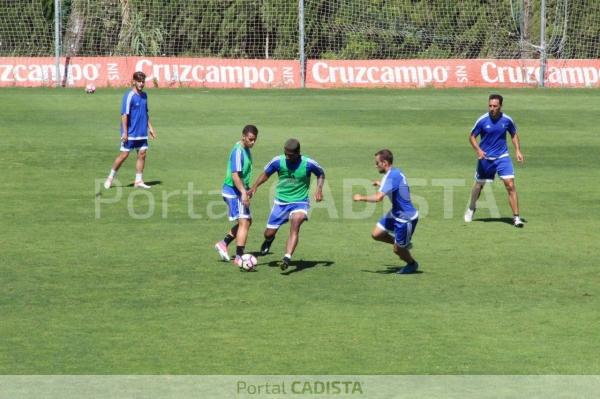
xmin=374 ymin=149 xmax=393 ymax=174
xmin=241 ymin=124 xmax=258 ymax=148
xmin=284 ymin=138 xmax=301 ymax=161
xmin=488 ymin=93 xmax=503 ymax=118
xmin=132 ymin=71 xmax=146 ymax=92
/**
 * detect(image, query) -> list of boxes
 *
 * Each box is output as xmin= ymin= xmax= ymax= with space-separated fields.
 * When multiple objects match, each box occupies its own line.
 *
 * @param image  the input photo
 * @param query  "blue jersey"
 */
xmin=471 ymin=112 xmax=516 ymax=158
xmin=121 ymin=89 xmax=149 ymax=140
xmin=379 ymin=167 xmax=418 ymax=221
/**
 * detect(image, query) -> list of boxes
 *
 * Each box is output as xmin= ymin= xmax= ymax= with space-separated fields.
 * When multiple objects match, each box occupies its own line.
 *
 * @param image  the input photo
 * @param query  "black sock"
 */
xmin=263 ymin=236 xmax=275 ymax=244
xmin=236 ymin=246 xmax=245 ymax=257
xmin=223 ymin=233 xmax=235 ymax=245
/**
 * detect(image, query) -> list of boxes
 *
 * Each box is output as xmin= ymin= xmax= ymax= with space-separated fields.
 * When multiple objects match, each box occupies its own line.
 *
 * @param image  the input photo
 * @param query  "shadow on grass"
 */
xmin=126 ymin=180 xmax=162 ymax=187
xmin=474 ymin=217 xmax=527 ymax=225
xmin=362 ymin=264 xmax=423 ymax=275
xmin=265 ymin=259 xmax=334 ymax=275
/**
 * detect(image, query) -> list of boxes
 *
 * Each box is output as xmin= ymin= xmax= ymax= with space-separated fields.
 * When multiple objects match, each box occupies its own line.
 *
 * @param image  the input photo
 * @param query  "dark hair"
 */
xmin=489 ymin=93 xmax=503 ymax=105
xmin=375 ymin=149 xmax=393 ymax=164
xmin=242 ymin=124 xmax=258 ymax=136
xmin=284 ymin=138 xmax=301 ymax=153
xmin=132 ymin=71 xmax=146 ymax=82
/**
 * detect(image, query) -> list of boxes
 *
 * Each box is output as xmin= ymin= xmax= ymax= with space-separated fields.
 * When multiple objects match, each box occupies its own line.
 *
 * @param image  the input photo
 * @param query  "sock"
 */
xmin=264 ymin=236 xmax=275 ymax=243
xmin=284 ymin=253 xmax=292 ymax=260
xmin=108 ymin=169 xmax=117 ymax=179
xmin=236 ymin=246 xmax=245 ymax=257
xmin=223 ymin=233 xmax=235 ymax=246
xmin=514 ymin=214 xmax=520 ymax=218
xmin=135 ymin=173 xmax=142 ymax=182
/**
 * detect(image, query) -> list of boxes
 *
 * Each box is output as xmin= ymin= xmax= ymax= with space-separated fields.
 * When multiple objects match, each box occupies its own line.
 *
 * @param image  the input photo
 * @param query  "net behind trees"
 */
xmin=1 ymin=0 xmax=599 ymax=60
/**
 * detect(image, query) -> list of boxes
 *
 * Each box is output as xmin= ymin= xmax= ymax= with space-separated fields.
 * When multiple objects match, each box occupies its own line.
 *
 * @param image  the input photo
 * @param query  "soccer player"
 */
xmin=249 ymin=138 xmax=325 ymax=270
xmin=464 ymin=94 xmax=524 ymax=227
xmin=214 ymin=125 xmax=259 ymax=266
xmin=352 ymin=149 xmax=419 ymax=274
xmin=104 ymin=71 xmax=156 ymax=189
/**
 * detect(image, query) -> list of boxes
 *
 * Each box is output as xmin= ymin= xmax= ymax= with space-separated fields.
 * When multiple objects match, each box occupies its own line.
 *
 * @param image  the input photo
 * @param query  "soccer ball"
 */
xmin=85 ymin=83 xmax=96 ymax=94
xmin=240 ymin=254 xmax=258 ymax=271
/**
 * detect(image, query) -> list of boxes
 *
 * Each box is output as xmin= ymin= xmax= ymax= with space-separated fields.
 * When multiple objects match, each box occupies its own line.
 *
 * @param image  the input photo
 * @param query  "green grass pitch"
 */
xmin=1 ymin=87 xmax=599 ymax=374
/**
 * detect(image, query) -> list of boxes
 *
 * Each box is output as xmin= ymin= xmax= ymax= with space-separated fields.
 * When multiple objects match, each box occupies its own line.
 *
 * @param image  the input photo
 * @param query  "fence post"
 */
xmin=539 ymin=0 xmax=547 ymax=87
xmin=298 ymin=0 xmax=305 ymax=88
xmin=54 ymin=0 xmax=61 ymax=87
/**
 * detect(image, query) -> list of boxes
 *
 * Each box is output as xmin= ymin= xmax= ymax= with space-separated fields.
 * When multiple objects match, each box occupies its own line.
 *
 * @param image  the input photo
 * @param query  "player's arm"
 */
xmin=353 ymin=191 xmax=385 ymax=203
xmin=248 ymin=172 xmax=270 ymax=197
xmin=511 ymin=132 xmax=523 ymax=163
xmin=309 ymin=159 xmax=325 ymax=202
xmin=121 ymin=114 xmax=128 ymax=143
xmin=232 ymin=172 xmax=250 ymax=206
xmin=469 ymin=133 xmax=485 ymax=159
xmin=148 ymin=119 xmax=156 ymax=139
xmin=314 ymin=173 xmax=325 ymax=202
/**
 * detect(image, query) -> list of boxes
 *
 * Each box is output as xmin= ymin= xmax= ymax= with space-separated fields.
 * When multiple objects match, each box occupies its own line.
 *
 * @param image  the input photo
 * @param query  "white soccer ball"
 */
xmin=240 ymin=254 xmax=258 ymax=271
xmin=85 ymin=83 xmax=96 ymax=94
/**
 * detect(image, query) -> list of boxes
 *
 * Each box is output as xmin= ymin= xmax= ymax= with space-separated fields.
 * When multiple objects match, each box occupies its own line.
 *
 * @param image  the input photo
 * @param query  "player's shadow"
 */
xmin=125 ymin=180 xmax=162 ymax=187
xmin=265 ymin=259 xmax=334 ymax=275
xmin=362 ymin=265 xmax=423 ymax=275
xmin=475 ymin=217 xmax=527 ymax=225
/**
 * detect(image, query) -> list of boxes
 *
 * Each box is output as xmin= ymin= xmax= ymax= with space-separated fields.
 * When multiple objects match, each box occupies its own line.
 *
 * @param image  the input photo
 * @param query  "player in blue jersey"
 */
xmin=214 ymin=125 xmax=259 ymax=265
xmin=104 ymin=71 xmax=157 ymax=190
xmin=249 ymin=138 xmax=325 ymax=270
xmin=353 ymin=149 xmax=419 ymax=274
xmin=464 ymin=94 xmax=524 ymax=227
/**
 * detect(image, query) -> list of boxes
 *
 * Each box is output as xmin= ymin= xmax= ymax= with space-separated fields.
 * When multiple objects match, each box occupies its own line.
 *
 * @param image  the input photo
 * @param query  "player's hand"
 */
xmin=477 ymin=149 xmax=486 ymax=159
xmin=121 ymin=134 xmax=128 ymax=143
xmin=247 ymin=188 xmax=255 ymax=198
xmin=315 ymin=190 xmax=323 ymax=202
xmin=353 ymin=194 xmax=362 ymax=202
xmin=149 ymin=129 xmax=157 ymax=139
xmin=516 ymin=151 xmax=524 ymax=163
xmin=241 ymin=192 xmax=250 ymax=206
xmin=372 ymin=180 xmax=381 ymax=187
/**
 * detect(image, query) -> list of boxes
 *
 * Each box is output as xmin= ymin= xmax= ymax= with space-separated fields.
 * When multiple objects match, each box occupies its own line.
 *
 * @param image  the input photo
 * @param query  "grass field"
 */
xmin=1 ymin=87 xmax=599 ymax=375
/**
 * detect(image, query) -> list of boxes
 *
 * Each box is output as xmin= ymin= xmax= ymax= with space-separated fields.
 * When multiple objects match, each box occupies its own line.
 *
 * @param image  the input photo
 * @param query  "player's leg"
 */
xmin=465 ymin=159 xmax=492 ymax=222
xmin=502 ymin=178 xmax=522 ymax=227
xmin=498 ymin=158 xmax=523 ymax=227
xmin=372 ymin=214 xmax=394 ymax=244
xmin=260 ymin=203 xmax=286 ymax=255
xmin=234 ymin=215 xmax=253 ymax=263
xmin=134 ymin=143 xmax=150 ymax=188
xmin=281 ymin=211 xmax=307 ymax=269
xmin=394 ymin=218 xmax=419 ymax=274
xmin=104 ymin=147 xmax=130 ymax=189
xmin=215 ymin=196 xmax=244 ymax=262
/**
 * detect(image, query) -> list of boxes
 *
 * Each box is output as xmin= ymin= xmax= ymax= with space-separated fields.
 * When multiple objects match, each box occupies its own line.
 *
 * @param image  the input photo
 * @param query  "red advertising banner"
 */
xmin=306 ymin=59 xmax=600 ymax=88
xmin=1 ymin=57 xmax=600 ymax=88
xmin=0 ymin=57 xmax=301 ymax=88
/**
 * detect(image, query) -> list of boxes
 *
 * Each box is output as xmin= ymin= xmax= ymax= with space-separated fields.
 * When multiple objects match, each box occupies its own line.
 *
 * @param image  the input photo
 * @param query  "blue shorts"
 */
xmin=267 ymin=201 xmax=309 ymax=229
xmin=222 ymin=195 xmax=251 ymax=221
xmin=120 ymin=139 xmax=148 ymax=152
xmin=376 ymin=213 xmax=418 ymax=248
xmin=475 ymin=156 xmax=514 ymax=181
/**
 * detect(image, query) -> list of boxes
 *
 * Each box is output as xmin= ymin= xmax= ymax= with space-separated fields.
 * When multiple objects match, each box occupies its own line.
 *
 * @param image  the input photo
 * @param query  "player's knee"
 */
xmin=138 ymin=151 xmax=147 ymax=160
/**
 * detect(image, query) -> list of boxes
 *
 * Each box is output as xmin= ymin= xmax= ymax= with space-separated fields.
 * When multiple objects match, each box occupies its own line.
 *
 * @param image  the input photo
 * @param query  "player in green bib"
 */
xmin=214 ymin=125 xmax=258 ymax=266
xmin=249 ymin=139 xmax=325 ymax=270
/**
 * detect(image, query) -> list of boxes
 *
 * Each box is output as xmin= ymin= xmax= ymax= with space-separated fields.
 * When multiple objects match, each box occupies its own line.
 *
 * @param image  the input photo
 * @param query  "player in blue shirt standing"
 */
xmin=104 ymin=71 xmax=157 ymax=190
xmin=215 ymin=125 xmax=259 ymax=266
xmin=464 ymin=94 xmax=524 ymax=227
xmin=353 ymin=149 xmax=419 ymax=274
